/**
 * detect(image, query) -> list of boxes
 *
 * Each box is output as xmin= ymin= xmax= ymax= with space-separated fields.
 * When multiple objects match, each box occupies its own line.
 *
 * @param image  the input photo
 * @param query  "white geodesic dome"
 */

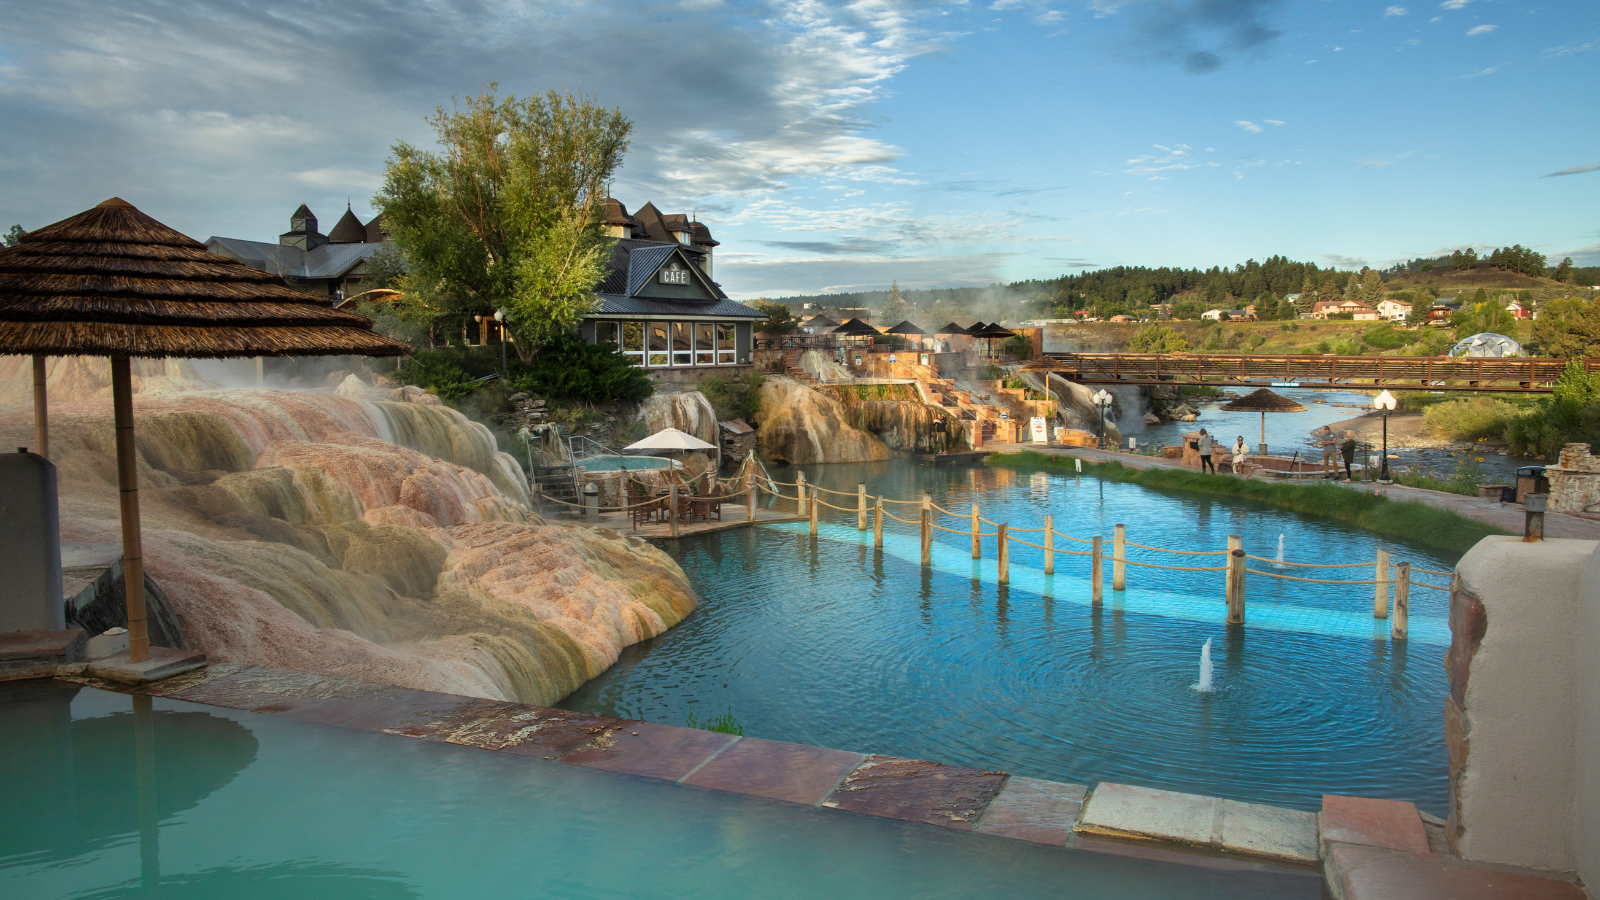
xmin=1449 ymin=332 xmax=1525 ymax=358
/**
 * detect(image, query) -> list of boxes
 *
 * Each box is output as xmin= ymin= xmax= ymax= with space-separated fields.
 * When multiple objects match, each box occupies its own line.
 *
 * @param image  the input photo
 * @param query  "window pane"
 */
xmin=649 ymin=322 xmax=670 ymax=366
xmin=594 ymin=321 xmax=618 ymax=346
xmin=623 ymin=321 xmax=645 ymax=352
xmin=718 ymin=323 xmax=736 ymax=363
xmin=696 ymin=324 xmax=714 ymax=365
xmin=672 ymin=322 xmax=692 ymax=365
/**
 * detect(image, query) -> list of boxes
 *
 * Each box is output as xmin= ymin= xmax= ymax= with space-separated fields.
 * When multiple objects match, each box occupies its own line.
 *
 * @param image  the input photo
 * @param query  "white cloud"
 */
xmin=1439 ymin=0 xmax=1471 ymax=9
xmin=1264 ymin=119 xmax=1285 ymax=126
xmin=1037 ymin=10 xmax=1065 ymax=23
xmin=1384 ymin=6 xmax=1408 ymax=16
xmin=1467 ymin=24 xmax=1497 ymax=36
xmin=1429 ymin=16 xmax=1442 ymax=22
xmin=1122 ymin=144 xmax=1222 ymax=178
xmin=1235 ymin=120 xmax=1263 ymax=133
xmin=1359 ymin=160 xmax=1393 ymax=168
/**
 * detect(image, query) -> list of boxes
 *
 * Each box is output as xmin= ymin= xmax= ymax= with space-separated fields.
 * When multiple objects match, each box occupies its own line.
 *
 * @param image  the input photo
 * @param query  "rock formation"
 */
xmin=1 ymin=363 xmax=698 ymax=706
xmin=755 ymin=376 xmax=890 ymax=464
xmin=818 ymin=384 xmax=968 ymax=453
xmin=641 ymin=389 xmax=718 ymax=445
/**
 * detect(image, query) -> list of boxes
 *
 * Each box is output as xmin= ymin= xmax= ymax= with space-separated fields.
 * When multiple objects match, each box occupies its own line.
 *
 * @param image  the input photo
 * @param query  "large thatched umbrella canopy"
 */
xmin=0 ymin=197 xmax=408 ymax=666
xmin=831 ymin=317 xmax=880 ymax=338
xmin=972 ymin=321 xmax=1015 ymax=357
xmin=934 ymin=322 xmax=972 ymax=336
xmin=1219 ymin=387 xmax=1307 ymax=452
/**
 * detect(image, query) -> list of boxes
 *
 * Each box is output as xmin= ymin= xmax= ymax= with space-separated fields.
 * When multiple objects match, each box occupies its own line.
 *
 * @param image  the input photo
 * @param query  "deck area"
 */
xmin=541 ymin=505 xmax=806 ymax=540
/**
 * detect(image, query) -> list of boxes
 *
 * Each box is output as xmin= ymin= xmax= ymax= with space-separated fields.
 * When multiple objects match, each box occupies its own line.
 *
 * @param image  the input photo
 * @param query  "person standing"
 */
xmin=1340 ymin=430 xmax=1358 ymax=482
xmin=1314 ymin=425 xmax=1336 ymax=478
xmin=1197 ymin=428 xmax=1214 ymax=474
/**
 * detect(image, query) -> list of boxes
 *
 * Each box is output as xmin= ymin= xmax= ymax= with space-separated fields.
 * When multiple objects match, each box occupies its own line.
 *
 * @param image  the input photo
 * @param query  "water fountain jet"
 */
xmin=1275 ymin=534 xmax=1286 ymax=569
xmin=1194 ymin=638 xmax=1214 ymax=693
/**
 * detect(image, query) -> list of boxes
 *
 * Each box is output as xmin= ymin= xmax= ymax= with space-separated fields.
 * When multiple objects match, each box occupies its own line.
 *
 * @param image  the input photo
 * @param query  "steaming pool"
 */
xmin=562 ymin=458 xmax=1456 ymax=815
xmin=0 ymin=681 xmax=1320 ymax=899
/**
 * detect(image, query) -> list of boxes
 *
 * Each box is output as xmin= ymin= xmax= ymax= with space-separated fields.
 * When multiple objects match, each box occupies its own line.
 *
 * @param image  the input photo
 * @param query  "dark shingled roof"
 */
xmin=364 ymin=213 xmax=385 ymax=243
xmin=689 ymin=220 xmax=719 ymax=247
xmin=0 ymin=198 xmax=409 ymax=358
xmin=603 ymin=198 xmax=634 ymax=226
xmin=592 ymin=295 xmax=765 ymax=319
xmin=327 ymin=206 xmax=367 ymax=244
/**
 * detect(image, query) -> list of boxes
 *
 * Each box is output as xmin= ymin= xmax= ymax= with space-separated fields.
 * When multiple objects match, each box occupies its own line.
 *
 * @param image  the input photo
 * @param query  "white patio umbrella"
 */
xmin=624 ymin=427 xmax=718 ymax=452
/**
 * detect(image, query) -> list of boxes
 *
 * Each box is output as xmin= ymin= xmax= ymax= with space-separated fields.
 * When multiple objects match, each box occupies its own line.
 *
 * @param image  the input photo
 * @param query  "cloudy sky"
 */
xmin=1 ymin=0 xmax=1596 ymax=299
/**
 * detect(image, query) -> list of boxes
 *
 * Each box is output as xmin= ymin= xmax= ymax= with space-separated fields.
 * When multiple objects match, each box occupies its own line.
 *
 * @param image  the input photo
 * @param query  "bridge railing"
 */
xmin=1039 ymin=352 xmax=1594 ymax=391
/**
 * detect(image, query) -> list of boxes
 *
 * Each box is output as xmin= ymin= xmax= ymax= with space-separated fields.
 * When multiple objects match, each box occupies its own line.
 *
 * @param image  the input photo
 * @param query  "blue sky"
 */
xmin=0 ymin=0 xmax=1595 ymax=299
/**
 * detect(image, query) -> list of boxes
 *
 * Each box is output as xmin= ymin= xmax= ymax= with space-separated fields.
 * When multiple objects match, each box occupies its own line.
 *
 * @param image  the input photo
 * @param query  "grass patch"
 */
xmin=985 ymin=451 xmax=1508 ymax=558
xmin=1422 ymin=397 xmax=1523 ymax=441
xmin=685 ymin=707 xmax=743 ymax=736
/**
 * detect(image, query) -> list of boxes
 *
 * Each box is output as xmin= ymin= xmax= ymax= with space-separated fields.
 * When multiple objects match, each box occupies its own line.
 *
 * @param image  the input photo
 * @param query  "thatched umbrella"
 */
xmin=0 ymin=198 xmax=408 ymax=667
xmin=934 ymin=322 xmax=972 ymax=336
xmin=1219 ymin=387 xmax=1306 ymax=455
xmin=973 ymin=321 xmax=1016 ymax=357
xmin=884 ymin=319 xmax=928 ymax=351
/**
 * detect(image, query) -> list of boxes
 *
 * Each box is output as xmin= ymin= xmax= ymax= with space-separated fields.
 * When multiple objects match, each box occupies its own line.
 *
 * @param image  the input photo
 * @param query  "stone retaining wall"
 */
xmin=1545 ymin=443 xmax=1600 ymax=514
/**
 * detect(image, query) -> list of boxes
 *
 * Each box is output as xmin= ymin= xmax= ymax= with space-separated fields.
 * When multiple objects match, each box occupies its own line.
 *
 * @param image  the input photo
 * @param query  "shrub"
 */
xmin=697 ymin=371 xmax=765 ymax=421
xmin=394 ymin=353 xmax=478 ymax=400
xmin=1422 ymin=397 xmax=1521 ymax=441
xmin=1002 ymin=333 xmax=1035 ymax=360
xmin=685 ymin=707 xmax=743 ymax=736
xmin=1362 ymin=325 xmax=1416 ymax=350
xmin=509 ymin=333 xmax=654 ymax=405
xmin=1127 ymin=324 xmax=1190 ymax=353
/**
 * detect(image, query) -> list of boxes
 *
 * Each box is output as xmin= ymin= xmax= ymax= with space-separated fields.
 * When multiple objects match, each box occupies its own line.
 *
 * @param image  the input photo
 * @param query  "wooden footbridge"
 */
xmin=1043 ymin=352 xmax=1597 ymax=393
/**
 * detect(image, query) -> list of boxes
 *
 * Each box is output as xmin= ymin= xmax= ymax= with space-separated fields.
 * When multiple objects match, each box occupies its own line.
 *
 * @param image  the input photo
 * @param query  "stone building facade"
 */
xmin=1546 ymin=443 xmax=1600 ymax=514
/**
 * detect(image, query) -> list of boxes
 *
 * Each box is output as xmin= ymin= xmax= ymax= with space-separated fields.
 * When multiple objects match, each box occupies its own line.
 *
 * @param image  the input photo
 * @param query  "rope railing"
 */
xmin=1125 ymin=541 xmax=1229 ymax=556
xmin=1412 ymin=581 xmax=1450 ymax=591
xmin=1123 ymin=558 xmax=1229 ymax=572
xmin=1243 ymin=555 xmax=1374 ymax=568
xmin=536 ymin=485 xmax=752 ymax=512
xmin=1246 ymin=568 xmax=1381 ymax=585
xmin=1412 ymin=568 xmax=1453 ymax=578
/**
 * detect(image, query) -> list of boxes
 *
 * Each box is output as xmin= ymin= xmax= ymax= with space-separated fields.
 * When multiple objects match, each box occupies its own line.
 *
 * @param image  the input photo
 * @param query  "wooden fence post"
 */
xmin=1392 ymin=562 xmax=1409 ymax=641
xmin=997 ymin=524 xmax=1009 ymax=584
xmin=797 ymin=471 xmax=807 ymax=516
xmin=809 ymin=486 xmax=819 ymax=536
xmin=971 ymin=503 xmax=981 ymax=559
xmin=1227 ymin=534 xmax=1241 ymax=598
xmin=1113 ymin=523 xmax=1126 ymax=591
xmin=747 ymin=473 xmax=757 ymax=522
xmin=1374 ymin=549 xmax=1390 ymax=619
xmin=920 ymin=508 xmax=932 ymax=567
xmin=874 ymin=496 xmax=884 ymax=548
xmin=858 ymin=483 xmax=867 ymax=530
xmin=1227 ymin=549 xmax=1246 ymax=624
xmin=1044 ymin=514 xmax=1055 ymax=575
xmin=1092 ymin=535 xmax=1103 ymax=606
xmin=669 ymin=482 xmax=679 ymax=539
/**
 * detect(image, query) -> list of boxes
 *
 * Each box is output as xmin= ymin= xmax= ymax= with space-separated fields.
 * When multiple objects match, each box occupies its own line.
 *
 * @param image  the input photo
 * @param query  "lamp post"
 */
xmin=1093 ymin=388 xmax=1114 ymax=450
xmin=1373 ymin=389 xmax=1396 ymax=483
xmin=494 ymin=309 xmax=507 ymax=378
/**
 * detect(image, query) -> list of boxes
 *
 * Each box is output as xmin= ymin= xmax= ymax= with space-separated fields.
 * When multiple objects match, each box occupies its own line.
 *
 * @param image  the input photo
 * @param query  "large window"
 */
xmin=593 ymin=320 xmax=741 ymax=368
xmin=648 ymin=322 xmax=670 ymax=367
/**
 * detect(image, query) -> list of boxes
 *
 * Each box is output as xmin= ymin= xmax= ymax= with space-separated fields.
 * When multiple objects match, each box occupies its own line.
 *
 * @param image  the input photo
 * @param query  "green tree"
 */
xmin=364 ymin=242 xmax=408 ymax=290
xmin=1171 ymin=298 xmax=1206 ymax=320
xmin=750 ymin=299 xmax=796 ymax=333
xmin=376 ymin=85 xmax=632 ymax=360
xmin=1555 ymin=257 xmax=1576 ymax=284
xmin=879 ymin=280 xmax=908 ymax=323
xmin=1127 ymin=324 xmax=1190 ymax=353
xmin=1532 ymin=297 xmax=1600 ymax=357
xmin=1360 ymin=268 xmax=1384 ymax=306
xmin=1451 ymin=299 xmax=1515 ymax=340
xmin=1 ymin=225 xmax=23 ymax=247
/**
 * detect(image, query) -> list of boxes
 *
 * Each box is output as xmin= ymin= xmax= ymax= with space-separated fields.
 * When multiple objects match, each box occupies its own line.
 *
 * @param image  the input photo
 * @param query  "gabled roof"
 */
xmin=626 ymin=244 xmax=687 ymax=296
xmin=204 ymin=236 xmax=383 ymax=280
xmin=631 ymin=202 xmax=674 ymax=243
xmin=291 ymin=204 xmax=314 ymax=219
xmin=364 ymin=214 xmax=385 ymax=243
xmin=587 ymin=238 xmax=764 ymax=320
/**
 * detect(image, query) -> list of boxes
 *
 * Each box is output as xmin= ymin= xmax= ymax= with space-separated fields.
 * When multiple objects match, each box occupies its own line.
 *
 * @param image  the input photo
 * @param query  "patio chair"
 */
xmin=627 ymin=479 xmax=665 ymax=531
xmin=693 ymin=482 xmax=723 ymax=523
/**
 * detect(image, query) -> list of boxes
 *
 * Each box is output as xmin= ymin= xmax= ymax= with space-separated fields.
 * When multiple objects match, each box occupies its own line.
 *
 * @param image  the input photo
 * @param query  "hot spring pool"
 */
xmin=579 ymin=455 xmax=674 ymax=472
xmin=562 ymin=458 xmax=1456 ymax=815
xmin=0 ymin=681 xmax=1320 ymax=899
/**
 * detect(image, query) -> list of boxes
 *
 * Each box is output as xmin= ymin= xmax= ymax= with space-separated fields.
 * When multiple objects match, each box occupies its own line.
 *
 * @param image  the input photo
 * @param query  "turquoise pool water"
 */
xmin=563 ymin=459 xmax=1456 ymax=814
xmin=1 ymin=681 xmax=1320 ymax=899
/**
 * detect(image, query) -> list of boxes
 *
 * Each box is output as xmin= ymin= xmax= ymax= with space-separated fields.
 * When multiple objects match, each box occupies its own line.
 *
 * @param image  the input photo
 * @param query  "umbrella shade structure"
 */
xmin=884 ymin=320 xmax=927 ymax=336
xmin=1219 ymin=387 xmax=1307 ymax=452
xmin=974 ymin=322 xmax=1016 ymax=339
xmin=803 ymin=314 xmax=839 ymax=328
xmin=934 ymin=322 xmax=973 ymax=336
xmin=1020 ymin=355 xmax=1070 ymax=371
xmin=0 ymin=197 xmax=409 ymax=666
xmin=830 ymin=317 xmax=881 ymax=337
xmin=624 ymin=427 xmax=719 ymax=452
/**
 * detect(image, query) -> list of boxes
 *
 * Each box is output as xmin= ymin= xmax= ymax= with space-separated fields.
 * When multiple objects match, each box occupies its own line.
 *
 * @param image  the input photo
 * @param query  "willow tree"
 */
xmin=375 ymin=85 xmax=632 ymax=358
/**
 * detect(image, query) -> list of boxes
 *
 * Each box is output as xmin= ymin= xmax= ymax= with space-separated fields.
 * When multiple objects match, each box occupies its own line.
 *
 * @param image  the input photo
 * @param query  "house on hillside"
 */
xmin=207 ymin=203 xmax=389 ymax=301
xmin=1377 ymin=299 xmax=1412 ymax=321
xmin=1311 ymin=299 xmax=1376 ymax=320
xmin=578 ymin=199 xmax=766 ymax=382
xmin=1201 ymin=309 xmax=1252 ymax=321
xmin=1427 ymin=302 xmax=1461 ymax=325
xmin=1505 ymin=300 xmax=1533 ymax=320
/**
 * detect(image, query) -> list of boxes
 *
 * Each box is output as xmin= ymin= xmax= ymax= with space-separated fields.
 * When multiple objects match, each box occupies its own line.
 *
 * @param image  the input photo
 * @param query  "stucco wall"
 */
xmin=1451 ymin=535 xmax=1595 ymax=877
xmin=1578 ymin=547 xmax=1600 ymax=893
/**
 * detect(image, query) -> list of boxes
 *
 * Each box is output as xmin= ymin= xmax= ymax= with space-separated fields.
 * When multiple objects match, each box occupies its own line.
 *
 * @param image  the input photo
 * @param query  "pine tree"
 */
xmin=879 ymin=280 xmax=907 ymax=323
xmin=1360 ymin=268 xmax=1384 ymax=306
xmin=1555 ymin=257 xmax=1576 ymax=284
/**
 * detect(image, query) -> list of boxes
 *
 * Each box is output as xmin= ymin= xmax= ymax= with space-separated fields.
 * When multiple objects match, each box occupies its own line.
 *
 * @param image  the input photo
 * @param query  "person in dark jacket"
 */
xmin=1340 ymin=430 xmax=1357 ymax=482
xmin=1197 ymin=429 xmax=1214 ymax=474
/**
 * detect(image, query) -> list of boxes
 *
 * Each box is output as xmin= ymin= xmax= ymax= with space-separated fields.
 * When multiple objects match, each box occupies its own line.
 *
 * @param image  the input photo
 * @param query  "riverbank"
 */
xmin=985 ymin=449 xmax=1517 ymax=556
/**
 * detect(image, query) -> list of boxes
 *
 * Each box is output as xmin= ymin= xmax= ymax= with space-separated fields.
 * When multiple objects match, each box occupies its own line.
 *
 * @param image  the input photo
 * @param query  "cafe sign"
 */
xmin=659 ymin=262 xmax=691 ymax=285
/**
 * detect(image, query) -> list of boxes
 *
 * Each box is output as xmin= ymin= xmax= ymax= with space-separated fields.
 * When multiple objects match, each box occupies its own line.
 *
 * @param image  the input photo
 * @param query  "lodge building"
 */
xmin=206 ymin=204 xmax=388 ymax=301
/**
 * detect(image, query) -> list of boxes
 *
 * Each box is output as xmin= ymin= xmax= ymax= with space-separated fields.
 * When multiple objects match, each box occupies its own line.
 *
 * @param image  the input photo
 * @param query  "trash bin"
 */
xmin=1515 ymin=466 xmax=1548 ymax=505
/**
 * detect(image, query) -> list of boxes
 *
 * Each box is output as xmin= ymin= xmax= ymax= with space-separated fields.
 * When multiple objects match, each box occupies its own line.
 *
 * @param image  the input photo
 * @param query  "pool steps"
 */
xmin=9 ymin=654 xmax=1585 ymax=900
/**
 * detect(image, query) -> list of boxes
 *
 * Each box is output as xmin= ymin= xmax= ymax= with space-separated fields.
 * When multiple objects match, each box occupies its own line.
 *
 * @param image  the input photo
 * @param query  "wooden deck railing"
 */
xmin=1042 ymin=352 xmax=1597 ymax=392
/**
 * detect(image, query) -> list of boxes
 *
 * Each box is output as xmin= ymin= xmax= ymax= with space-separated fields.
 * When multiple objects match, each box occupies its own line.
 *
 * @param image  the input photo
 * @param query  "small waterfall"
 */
xmin=1275 ymin=535 xmax=1286 ymax=570
xmin=1194 ymin=638 xmax=1214 ymax=693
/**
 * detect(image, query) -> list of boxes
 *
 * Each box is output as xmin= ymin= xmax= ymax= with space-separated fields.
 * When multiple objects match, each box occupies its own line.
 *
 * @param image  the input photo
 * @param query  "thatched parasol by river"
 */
xmin=1219 ymin=387 xmax=1307 ymax=454
xmin=0 ymin=197 xmax=408 ymax=669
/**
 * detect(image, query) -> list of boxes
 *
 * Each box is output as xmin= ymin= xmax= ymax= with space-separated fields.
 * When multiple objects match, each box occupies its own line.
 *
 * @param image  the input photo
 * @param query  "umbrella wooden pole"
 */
xmin=32 ymin=355 xmax=49 ymax=459
xmin=112 ymin=358 xmax=150 ymax=663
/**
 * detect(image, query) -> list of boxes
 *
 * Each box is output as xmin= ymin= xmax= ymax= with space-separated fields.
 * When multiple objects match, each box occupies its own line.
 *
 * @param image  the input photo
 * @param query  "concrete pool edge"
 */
xmin=4 ymin=658 xmax=1445 ymax=881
